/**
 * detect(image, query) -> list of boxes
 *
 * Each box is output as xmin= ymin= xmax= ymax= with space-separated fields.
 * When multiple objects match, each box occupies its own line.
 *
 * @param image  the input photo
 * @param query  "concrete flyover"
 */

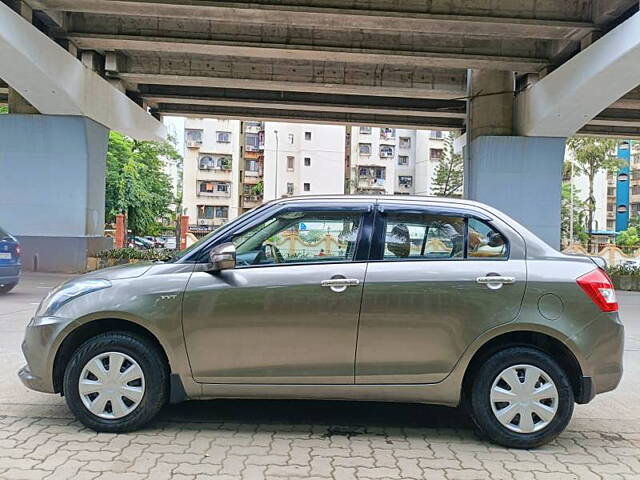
xmin=1 ymin=0 xmax=640 ymax=270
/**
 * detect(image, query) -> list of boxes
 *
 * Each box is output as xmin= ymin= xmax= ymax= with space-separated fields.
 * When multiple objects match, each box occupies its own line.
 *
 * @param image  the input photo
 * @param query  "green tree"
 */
xmin=430 ymin=134 xmax=463 ymax=197
xmin=0 ymin=105 xmax=8 ymax=114
xmin=567 ymin=137 xmax=622 ymax=249
xmin=561 ymin=182 xmax=589 ymax=244
xmin=617 ymin=226 xmax=640 ymax=247
xmin=105 ymin=131 xmax=180 ymax=238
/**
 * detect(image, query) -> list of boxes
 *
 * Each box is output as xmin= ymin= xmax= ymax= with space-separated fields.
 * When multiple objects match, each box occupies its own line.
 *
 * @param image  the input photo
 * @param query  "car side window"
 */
xmin=232 ymin=210 xmax=363 ymax=266
xmin=468 ymin=218 xmax=508 ymax=259
xmin=383 ymin=213 xmax=465 ymax=260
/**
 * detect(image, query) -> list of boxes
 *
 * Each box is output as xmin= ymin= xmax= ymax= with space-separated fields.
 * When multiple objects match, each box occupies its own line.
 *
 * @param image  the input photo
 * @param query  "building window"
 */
xmin=199 ymin=154 xmax=232 ymax=170
xmin=430 ymin=130 xmax=443 ymax=139
xmin=199 ymin=182 xmax=214 ymax=193
xmin=185 ymin=129 xmax=203 ymax=147
xmin=305 ymin=131 xmax=312 ymax=141
xmin=380 ymin=145 xmax=395 ymax=158
xmin=198 ymin=205 xmax=215 ymax=219
xmin=399 ymin=137 xmax=411 ymax=149
xmin=359 ymin=143 xmax=372 ymax=155
xmin=359 ymin=166 xmax=386 ymax=180
xmin=215 ymin=206 xmax=229 ymax=218
xmin=217 ymin=183 xmax=229 ymax=193
xmin=398 ymin=155 xmax=409 ymax=166
xmin=360 ymin=126 xmax=372 ymax=134
xmin=632 ymin=184 xmax=640 ymax=195
xmin=607 ymin=220 xmax=615 ymax=230
xmin=304 ymin=157 xmax=311 ymax=166
xmin=217 ymin=131 xmax=231 ymax=143
xmin=304 ymin=183 xmax=311 ymax=192
xmin=430 ymin=148 xmax=443 ymax=161
xmin=245 ymin=133 xmax=260 ymax=151
xmin=399 ymin=176 xmax=413 ymax=188
xmin=607 ymin=187 xmax=616 ymax=197
xmin=287 ymin=156 xmax=295 ymax=171
xmin=288 ymin=134 xmax=294 ymax=144
xmin=198 ymin=182 xmax=230 ymax=195
xmin=287 ymin=183 xmax=294 ymax=195
xmin=245 ymin=159 xmax=260 ymax=172
xmin=380 ymin=128 xmax=395 ymax=140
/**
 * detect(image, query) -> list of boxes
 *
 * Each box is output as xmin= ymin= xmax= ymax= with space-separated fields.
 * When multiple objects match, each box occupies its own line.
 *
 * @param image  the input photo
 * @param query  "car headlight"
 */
xmin=36 ymin=279 xmax=111 ymax=317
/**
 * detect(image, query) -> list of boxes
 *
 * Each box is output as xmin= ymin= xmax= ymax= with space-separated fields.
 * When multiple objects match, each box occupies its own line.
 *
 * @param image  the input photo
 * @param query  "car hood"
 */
xmin=81 ymin=262 xmax=155 ymax=281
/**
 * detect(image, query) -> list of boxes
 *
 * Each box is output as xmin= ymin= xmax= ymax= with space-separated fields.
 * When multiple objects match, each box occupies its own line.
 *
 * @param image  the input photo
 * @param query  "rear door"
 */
xmin=355 ymin=203 xmax=526 ymax=384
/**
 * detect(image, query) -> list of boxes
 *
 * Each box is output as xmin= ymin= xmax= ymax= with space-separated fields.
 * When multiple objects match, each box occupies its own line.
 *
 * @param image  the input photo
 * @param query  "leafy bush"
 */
xmin=95 ymin=248 xmax=175 ymax=261
xmin=607 ymin=264 xmax=640 ymax=277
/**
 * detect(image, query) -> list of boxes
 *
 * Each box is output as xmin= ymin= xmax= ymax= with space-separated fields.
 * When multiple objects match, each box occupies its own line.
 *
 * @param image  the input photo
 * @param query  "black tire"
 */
xmin=63 ymin=331 xmax=168 ymax=433
xmin=469 ymin=347 xmax=574 ymax=449
xmin=0 ymin=283 xmax=16 ymax=294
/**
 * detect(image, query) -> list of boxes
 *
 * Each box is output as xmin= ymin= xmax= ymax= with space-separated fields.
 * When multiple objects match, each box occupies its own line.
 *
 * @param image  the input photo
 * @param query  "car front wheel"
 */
xmin=469 ymin=347 xmax=574 ymax=448
xmin=0 ymin=283 xmax=16 ymax=294
xmin=63 ymin=331 xmax=168 ymax=432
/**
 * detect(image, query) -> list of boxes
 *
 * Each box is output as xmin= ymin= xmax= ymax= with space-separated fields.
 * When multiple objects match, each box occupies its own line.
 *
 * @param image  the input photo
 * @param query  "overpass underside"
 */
xmin=1 ymin=0 xmax=640 ymax=271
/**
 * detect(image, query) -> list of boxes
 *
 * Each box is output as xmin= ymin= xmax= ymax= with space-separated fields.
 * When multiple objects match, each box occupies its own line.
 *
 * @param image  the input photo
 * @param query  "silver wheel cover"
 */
xmin=490 ymin=364 xmax=559 ymax=434
xmin=78 ymin=352 xmax=145 ymax=420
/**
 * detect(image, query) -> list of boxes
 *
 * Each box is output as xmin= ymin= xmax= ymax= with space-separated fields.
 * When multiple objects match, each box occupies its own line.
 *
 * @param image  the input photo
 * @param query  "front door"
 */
xmin=182 ymin=204 xmax=371 ymax=384
xmin=356 ymin=205 xmax=527 ymax=384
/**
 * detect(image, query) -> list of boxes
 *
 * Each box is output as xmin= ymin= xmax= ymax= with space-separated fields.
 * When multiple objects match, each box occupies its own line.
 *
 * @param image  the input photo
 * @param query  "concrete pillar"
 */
xmin=0 ymin=115 xmax=112 ymax=272
xmin=465 ymin=136 xmax=566 ymax=249
xmin=466 ymin=70 xmax=566 ymax=249
xmin=468 ymin=70 xmax=514 ymax=141
xmin=8 ymin=87 xmax=38 ymax=114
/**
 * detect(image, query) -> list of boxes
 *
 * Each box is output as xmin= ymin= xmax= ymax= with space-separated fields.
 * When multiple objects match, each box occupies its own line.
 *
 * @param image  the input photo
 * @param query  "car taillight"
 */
xmin=15 ymin=245 xmax=20 ymax=257
xmin=577 ymin=268 xmax=618 ymax=312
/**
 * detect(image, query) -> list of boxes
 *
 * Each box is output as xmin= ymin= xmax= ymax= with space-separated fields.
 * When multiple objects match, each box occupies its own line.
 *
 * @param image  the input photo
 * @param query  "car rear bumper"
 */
xmin=571 ymin=312 xmax=624 ymax=400
xmin=0 ymin=264 xmax=20 ymax=285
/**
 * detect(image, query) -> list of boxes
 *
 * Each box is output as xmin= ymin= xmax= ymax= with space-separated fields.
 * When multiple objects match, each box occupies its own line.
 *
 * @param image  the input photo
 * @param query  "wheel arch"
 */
xmin=461 ymin=330 xmax=584 ymax=405
xmin=52 ymin=318 xmax=170 ymax=395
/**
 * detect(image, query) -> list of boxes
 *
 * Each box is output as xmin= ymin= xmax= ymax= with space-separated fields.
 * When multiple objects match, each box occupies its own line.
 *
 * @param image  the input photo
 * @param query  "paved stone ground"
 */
xmin=0 ymin=272 xmax=639 ymax=480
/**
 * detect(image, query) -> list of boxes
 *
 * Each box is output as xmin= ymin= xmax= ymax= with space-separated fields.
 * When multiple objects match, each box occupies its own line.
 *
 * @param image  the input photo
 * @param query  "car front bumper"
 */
xmin=19 ymin=316 xmax=74 ymax=394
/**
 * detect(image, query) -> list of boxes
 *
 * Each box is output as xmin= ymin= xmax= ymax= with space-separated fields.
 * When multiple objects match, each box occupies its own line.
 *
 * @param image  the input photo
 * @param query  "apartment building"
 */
xmin=262 ymin=123 xmax=346 ymax=201
xmin=571 ymin=140 xmax=639 ymax=233
xmin=347 ymin=127 xmax=448 ymax=196
xmin=182 ymin=119 xmax=346 ymax=234
xmin=182 ymin=118 xmax=242 ymax=234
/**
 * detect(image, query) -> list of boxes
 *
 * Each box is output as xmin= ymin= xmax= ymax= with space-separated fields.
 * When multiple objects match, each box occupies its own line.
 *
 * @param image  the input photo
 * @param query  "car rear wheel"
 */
xmin=0 ymin=283 xmax=16 ymax=294
xmin=63 ymin=332 xmax=168 ymax=432
xmin=469 ymin=347 xmax=574 ymax=448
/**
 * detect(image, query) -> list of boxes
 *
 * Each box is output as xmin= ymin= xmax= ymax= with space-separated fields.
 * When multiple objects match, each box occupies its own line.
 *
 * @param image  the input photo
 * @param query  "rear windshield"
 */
xmin=0 ymin=225 xmax=9 ymax=238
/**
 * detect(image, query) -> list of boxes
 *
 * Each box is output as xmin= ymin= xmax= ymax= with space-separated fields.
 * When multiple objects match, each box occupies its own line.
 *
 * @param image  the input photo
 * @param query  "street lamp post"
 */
xmin=274 ymin=130 xmax=279 ymax=198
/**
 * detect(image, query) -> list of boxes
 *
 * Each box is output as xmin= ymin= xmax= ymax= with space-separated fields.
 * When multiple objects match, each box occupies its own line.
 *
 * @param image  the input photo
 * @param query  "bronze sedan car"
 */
xmin=20 ymin=196 xmax=623 ymax=448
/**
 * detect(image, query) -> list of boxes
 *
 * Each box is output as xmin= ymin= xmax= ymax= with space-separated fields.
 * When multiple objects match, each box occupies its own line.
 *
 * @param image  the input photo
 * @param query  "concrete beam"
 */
xmin=154 ymin=103 xmax=463 ymax=130
xmin=121 ymin=73 xmax=467 ymax=101
xmin=29 ymin=0 xmax=595 ymax=40
xmin=143 ymin=95 xmax=466 ymax=120
xmin=0 ymin=2 xmax=165 ymax=140
xmin=68 ymin=34 xmax=548 ymax=72
xmin=515 ymin=10 xmax=640 ymax=137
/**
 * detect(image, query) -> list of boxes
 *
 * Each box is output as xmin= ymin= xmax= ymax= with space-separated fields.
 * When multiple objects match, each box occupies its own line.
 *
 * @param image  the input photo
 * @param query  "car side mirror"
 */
xmin=208 ymin=242 xmax=236 ymax=273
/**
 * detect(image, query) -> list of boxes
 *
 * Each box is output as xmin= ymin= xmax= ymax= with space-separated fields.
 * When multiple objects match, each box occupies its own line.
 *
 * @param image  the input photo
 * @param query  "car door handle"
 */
xmin=321 ymin=278 xmax=360 ymax=293
xmin=321 ymin=278 xmax=360 ymax=287
xmin=476 ymin=276 xmax=516 ymax=289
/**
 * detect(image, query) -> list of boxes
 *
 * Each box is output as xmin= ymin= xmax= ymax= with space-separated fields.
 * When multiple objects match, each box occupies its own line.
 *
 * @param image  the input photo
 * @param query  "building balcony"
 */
xmin=243 ymin=195 xmax=263 ymax=208
xmin=357 ymin=177 xmax=386 ymax=190
xmin=197 ymin=191 xmax=231 ymax=198
xmin=243 ymin=173 xmax=262 ymax=184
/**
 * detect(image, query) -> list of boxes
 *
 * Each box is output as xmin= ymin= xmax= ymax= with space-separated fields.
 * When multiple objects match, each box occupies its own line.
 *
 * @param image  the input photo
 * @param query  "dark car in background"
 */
xmin=0 ymin=225 xmax=21 ymax=294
